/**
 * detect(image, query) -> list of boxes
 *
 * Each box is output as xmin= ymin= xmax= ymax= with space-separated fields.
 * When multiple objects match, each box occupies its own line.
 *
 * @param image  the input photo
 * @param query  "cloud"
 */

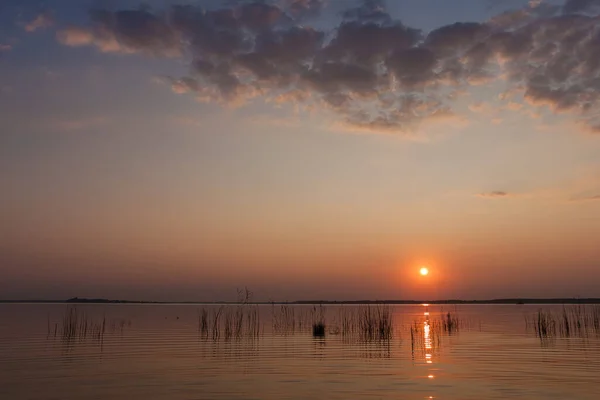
xmin=56 ymin=26 xmax=94 ymax=46
xmin=0 ymin=44 xmax=12 ymax=52
xmin=476 ymin=191 xmax=513 ymax=198
xmin=468 ymin=101 xmax=491 ymax=113
xmin=57 ymin=26 xmax=132 ymax=54
xmin=562 ymin=0 xmax=600 ymax=14
xmin=25 ymin=12 xmax=54 ymax=32
xmin=570 ymin=194 xmax=600 ymax=201
xmin=54 ymin=0 xmax=600 ymax=134
xmin=506 ymin=101 xmax=523 ymax=111
xmin=284 ymin=0 xmax=326 ymax=20
xmin=57 ymin=9 xmax=181 ymax=56
xmin=530 ymin=0 xmax=543 ymax=8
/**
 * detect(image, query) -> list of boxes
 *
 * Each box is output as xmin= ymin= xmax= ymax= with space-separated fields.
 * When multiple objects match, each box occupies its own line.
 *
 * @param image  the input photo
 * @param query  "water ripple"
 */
xmin=1 ymin=304 xmax=599 ymax=400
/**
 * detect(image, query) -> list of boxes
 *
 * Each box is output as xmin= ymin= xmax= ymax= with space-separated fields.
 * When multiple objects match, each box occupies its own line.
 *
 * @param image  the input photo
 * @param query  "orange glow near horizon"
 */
xmin=395 ymin=256 xmax=454 ymax=300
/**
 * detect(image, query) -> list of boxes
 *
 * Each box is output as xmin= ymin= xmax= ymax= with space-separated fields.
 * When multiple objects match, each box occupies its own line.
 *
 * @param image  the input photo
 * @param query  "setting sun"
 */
xmin=420 ymin=267 xmax=429 ymax=276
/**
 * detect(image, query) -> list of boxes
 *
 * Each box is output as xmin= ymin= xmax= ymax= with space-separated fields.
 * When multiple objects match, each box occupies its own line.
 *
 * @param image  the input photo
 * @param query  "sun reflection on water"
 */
xmin=424 ymin=304 xmax=436 ymax=393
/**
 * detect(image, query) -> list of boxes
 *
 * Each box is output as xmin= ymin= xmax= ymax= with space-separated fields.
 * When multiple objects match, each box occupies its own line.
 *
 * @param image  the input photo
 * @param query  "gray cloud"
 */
xmin=477 ymin=191 xmax=512 ymax=198
xmin=562 ymin=0 xmax=600 ymax=14
xmin=56 ymin=0 xmax=600 ymax=134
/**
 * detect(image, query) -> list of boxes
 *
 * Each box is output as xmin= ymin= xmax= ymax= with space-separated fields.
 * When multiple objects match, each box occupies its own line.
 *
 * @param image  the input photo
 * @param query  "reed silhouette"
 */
xmin=272 ymin=304 xmax=312 ymax=334
xmin=527 ymin=305 xmax=600 ymax=339
xmin=45 ymin=306 xmax=107 ymax=343
xmin=197 ymin=288 xmax=260 ymax=340
xmin=356 ymin=305 xmax=393 ymax=341
xmin=271 ymin=303 xmax=394 ymax=340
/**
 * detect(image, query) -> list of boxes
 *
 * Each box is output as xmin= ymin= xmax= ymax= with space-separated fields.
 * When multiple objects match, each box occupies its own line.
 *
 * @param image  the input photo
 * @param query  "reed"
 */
xmin=199 ymin=308 xmax=209 ymax=336
xmin=198 ymin=289 xmax=260 ymax=340
xmin=311 ymin=305 xmax=326 ymax=337
xmin=529 ymin=305 xmax=600 ymax=339
xmin=272 ymin=304 xmax=394 ymax=340
xmin=357 ymin=305 xmax=393 ymax=341
xmin=410 ymin=321 xmax=439 ymax=353
xmin=247 ymin=304 xmax=260 ymax=338
xmin=212 ymin=306 xmax=260 ymax=340
xmin=54 ymin=306 xmax=111 ymax=342
xmin=272 ymin=304 xmax=313 ymax=334
xmin=312 ymin=322 xmax=326 ymax=336
xmin=211 ymin=306 xmax=223 ymax=340
xmin=409 ymin=311 xmax=462 ymax=355
xmin=441 ymin=312 xmax=460 ymax=334
xmin=272 ymin=304 xmax=296 ymax=333
xmin=339 ymin=307 xmax=355 ymax=336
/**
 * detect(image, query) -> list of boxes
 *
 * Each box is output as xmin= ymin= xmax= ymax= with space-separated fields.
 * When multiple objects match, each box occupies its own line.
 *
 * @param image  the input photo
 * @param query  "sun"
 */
xmin=419 ymin=267 xmax=429 ymax=276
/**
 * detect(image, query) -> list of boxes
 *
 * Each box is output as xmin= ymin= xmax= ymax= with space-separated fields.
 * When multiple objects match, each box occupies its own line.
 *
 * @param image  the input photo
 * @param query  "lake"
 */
xmin=1 ymin=303 xmax=599 ymax=399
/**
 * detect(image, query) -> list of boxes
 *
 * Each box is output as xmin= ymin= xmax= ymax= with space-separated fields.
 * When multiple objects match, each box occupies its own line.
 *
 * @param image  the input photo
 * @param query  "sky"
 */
xmin=1 ymin=0 xmax=600 ymax=301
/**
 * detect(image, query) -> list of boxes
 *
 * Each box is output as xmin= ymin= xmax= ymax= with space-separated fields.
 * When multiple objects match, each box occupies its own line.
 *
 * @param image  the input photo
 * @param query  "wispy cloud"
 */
xmin=25 ymin=12 xmax=54 ymax=32
xmin=570 ymin=194 xmax=600 ymax=202
xmin=52 ymin=0 xmax=600 ymax=134
xmin=0 ymin=44 xmax=12 ymax=52
xmin=476 ymin=191 xmax=513 ymax=199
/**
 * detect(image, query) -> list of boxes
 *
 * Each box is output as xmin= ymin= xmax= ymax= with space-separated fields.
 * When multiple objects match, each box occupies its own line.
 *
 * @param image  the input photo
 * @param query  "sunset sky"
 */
xmin=1 ymin=0 xmax=600 ymax=301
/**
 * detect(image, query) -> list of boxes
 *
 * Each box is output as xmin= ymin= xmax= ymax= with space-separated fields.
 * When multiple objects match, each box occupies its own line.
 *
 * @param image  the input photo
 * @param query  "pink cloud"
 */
xmin=25 ymin=13 xmax=54 ymax=32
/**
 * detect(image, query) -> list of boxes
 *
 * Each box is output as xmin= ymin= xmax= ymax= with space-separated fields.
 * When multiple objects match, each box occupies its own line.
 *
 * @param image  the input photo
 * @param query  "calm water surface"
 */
xmin=1 ymin=304 xmax=599 ymax=399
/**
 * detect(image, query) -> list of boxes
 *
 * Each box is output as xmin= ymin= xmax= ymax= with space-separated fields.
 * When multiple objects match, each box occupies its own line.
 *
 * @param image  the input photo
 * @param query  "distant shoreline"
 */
xmin=2 ymin=297 xmax=600 ymax=305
